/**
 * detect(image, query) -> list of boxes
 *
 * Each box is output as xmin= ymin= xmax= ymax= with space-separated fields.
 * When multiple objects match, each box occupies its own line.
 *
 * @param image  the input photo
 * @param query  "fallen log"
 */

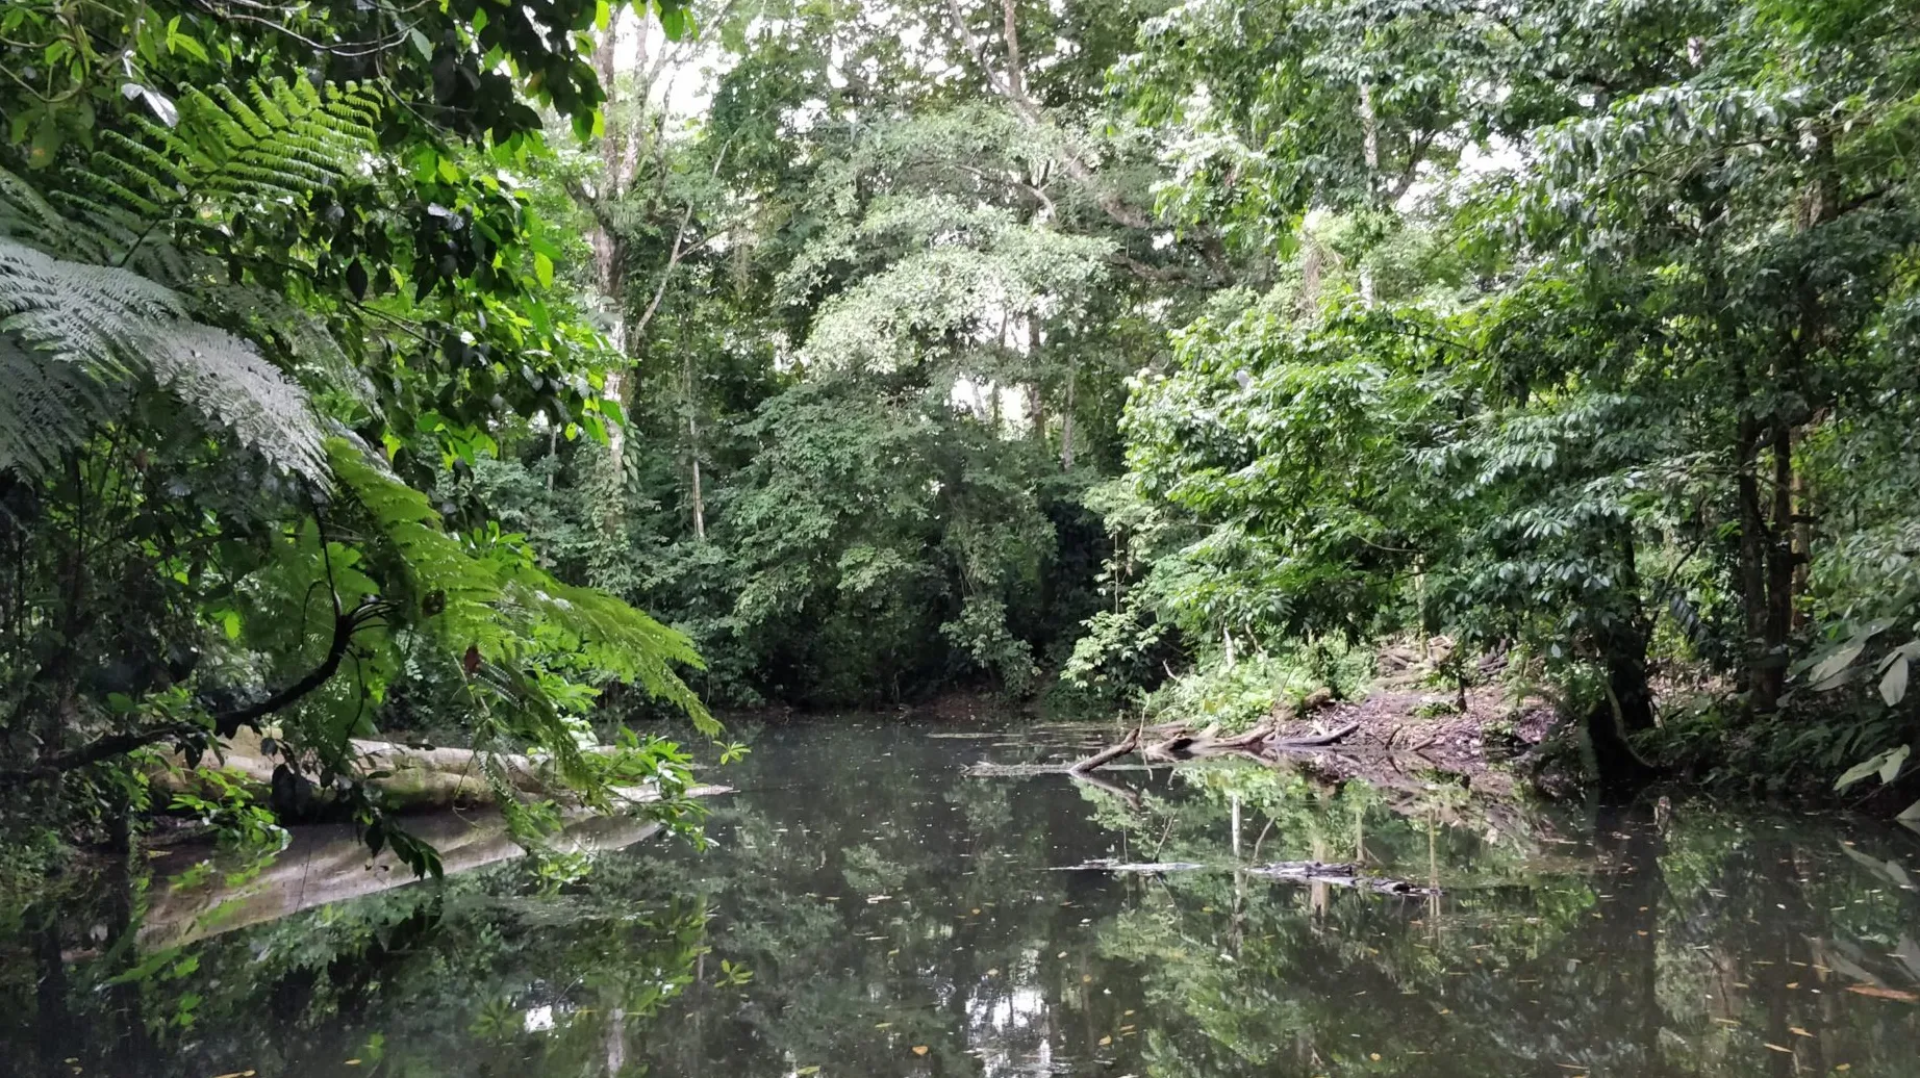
xmin=1051 ymin=857 xmax=1438 ymax=894
xmin=1248 ymin=860 xmax=1438 ymax=895
xmin=1143 ymin=732 xmax=1195 ymax=760
xmin=1051 ymin=859 xmax=1206 ymax=874
xmin=1270 ymin=721 xmax=1362 ymax=749
xmin=154 ymin=731 xmax=689 ymax=812
xmin=1068 ymin=726 xmax=1140 ymax=775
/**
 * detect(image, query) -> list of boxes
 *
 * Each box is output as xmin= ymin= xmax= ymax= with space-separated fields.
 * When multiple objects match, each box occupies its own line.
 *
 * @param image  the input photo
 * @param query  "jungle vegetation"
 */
xmin=4 ymin=0 xmax=1920 ymax=867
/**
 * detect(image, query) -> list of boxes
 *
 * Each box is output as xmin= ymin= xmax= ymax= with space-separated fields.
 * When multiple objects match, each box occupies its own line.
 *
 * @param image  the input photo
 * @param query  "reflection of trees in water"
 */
xmin=6 ymin=728 xmax=1920 ymax=1078
xmin=3 ymin=844 xmax=710 ymax=1078
xmin=1089 ymin=765 xmax=1920 ymax=1078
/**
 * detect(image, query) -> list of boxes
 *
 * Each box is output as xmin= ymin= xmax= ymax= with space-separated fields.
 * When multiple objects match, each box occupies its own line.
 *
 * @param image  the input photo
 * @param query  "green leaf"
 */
xmin=596 ymin=0 xmax=612 ymax=32
xmin=534 ymin=251 xmax=555 ymax=289
xmin=410 ymin=28 xmax=434 ymax=62
xmin=658 ymin=4 xmax=690 ymax=40
xmin=1837 ymin=746 xmax=1909 ymax=791
xmin=1882 ymin=655 xmax=1909 ymax=707
xmin=1882 ymin=745 xmax=1910 ymax=786
xmin=1810 ymin=639 xmax=1868 ymax=689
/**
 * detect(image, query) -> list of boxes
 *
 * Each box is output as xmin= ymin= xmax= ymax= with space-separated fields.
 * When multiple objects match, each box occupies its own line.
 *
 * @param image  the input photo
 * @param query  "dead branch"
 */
xmin=1069 ymin=725 xmax=1140 ymax=775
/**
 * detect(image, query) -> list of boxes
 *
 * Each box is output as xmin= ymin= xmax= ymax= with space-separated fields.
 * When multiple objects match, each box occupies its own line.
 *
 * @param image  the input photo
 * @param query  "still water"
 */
xmin=4 ymin=718 xmax=1920 ymax=1077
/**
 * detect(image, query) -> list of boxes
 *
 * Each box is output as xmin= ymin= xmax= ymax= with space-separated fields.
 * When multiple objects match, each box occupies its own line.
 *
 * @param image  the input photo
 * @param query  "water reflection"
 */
xmin=3 ymin=719 xmax=1919 ymax=1077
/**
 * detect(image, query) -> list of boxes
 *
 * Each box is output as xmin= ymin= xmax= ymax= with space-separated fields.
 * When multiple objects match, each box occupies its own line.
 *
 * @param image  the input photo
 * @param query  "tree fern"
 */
xmin=56 ymin=79 xmax=380 ymax=270
xmin=0 ymin=78 xmax=381 ymax=482
xmin=325 ymin=439 xmax=718 ymax=736
xmin=0 ymin=236 xmax=326 ymax=479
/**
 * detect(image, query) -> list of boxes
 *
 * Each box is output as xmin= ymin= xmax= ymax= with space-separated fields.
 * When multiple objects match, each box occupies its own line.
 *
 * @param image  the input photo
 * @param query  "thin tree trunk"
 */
xmin=1060 ymin=365 xmax=1076 ymax=470
xmin=1791 ymin=434 xmax=1812 ymax=628
xmin=1357 ymin=80 xmax=1380 ymax=305
xmin=1766 ymin=422 xmax=1796 ymax=668
xmin=1736 ymin=420 xmax=1778 ymax=711
xmin=687 ymin=358 xmax=706 ymax=541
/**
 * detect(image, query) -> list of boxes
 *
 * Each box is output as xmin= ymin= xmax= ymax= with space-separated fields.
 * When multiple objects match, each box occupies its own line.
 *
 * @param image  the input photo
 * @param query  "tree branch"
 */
xmin=0 ymin=602 xmax=382 ymax=789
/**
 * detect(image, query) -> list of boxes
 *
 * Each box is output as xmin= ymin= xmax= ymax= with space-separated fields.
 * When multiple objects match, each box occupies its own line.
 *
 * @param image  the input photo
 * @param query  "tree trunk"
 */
xmin=685 ymin=355 xmax=706 ymax=540
xmin=1737 ymin=420 xmax=1780 ymax=711
xmin=1766 ymin=421 xmax=1797 ymax=669
xmin=1060 ymin=365 xmax=1076 ymax=470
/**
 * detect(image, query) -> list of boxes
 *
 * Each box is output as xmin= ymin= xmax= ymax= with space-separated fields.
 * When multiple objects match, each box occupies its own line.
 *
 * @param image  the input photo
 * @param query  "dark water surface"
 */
xmin=5 ymin=717 xmax=1920 ymax=1077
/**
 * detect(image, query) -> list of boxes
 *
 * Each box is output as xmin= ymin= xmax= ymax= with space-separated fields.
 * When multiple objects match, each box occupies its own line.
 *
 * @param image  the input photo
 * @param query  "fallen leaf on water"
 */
xmin=1786 ymin=982 xmax=1800 ymax=989
xmin=875 ymin=1022 xmax=893 ymax=1029
xmin=1099 ymin=1036 xmax=1113 ymax=1046
xmin=797 ymin=1068 xmax=821 ymax=1076
xmin=911 ymin=1046 xmax=929 ymax=1056
xmin=1846 ymin=984 xmax=1920 ymax=1002
xmin=1837 ymin=1064 xmax=1852 ymax=1071
xmin=1082 ymin=974 xmax=1093 ymax=983
xmin=1369 ymin=1053 xmax=1382 ymax=1061
xmin=1790 ymin=1027 xmax=1813 ymax=1037
xmin=1123 ymin=1009 xmax=1135 ymax=1016
xmin=1764 ymin=1043 xmax=1792 ymax=1054
xmin=986 ymin=969 xmax=999 ymax=977
xmin=1057 ymin=951 xmax=1068 ymax=958
xmin=971 ymin=908 xmax=981 ymax=915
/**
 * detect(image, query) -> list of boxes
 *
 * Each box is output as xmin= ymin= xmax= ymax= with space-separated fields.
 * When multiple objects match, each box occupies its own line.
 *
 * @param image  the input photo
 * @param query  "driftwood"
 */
xmin=1068 ymin=726 xmax=1140 ymax=775
xmin=1051 ymin=857 xmax=1438 ymax=895
xmin=1244 ymin=860 xmax=1436 ymax=894
xmin=1273 ymin=721 xmax=1362 ymax=749
xmin=1106 ymin=720 xmax=1362 ymax=767
xmin=1050 ymin=859 xmax=1206 ymax=874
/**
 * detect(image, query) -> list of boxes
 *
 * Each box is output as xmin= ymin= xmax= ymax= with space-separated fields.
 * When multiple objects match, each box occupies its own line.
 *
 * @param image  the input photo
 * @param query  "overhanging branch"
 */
xmin=0 ymin=601 xmax=383 ymax=789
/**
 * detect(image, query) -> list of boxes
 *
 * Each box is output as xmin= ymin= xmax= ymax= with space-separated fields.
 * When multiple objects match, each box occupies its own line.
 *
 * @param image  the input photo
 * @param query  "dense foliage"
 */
xmin=0 ymin=0 xmax=722 ymax=871
xmin=7 ymin=0 xmax=1920 ymax=868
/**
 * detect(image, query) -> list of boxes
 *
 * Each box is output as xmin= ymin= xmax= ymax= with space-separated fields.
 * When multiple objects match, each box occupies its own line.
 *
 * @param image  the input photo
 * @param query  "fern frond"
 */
xmin=0 ymin=339 xmax=114 ymax=477
xmin=51 ymin=79 xmax=382 ymax=264
xmin=0 ymin=237 xmax=326 ymax=479
xmin=197 ymin=284 xmax=377 ymax=411
xmin=326 ymin=439 xmax=716 ymax=736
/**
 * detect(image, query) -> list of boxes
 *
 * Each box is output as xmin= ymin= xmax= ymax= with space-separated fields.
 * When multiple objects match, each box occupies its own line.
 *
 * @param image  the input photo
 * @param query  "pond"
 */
xmin=4 ymin=717 xmax=1920 ymax=1077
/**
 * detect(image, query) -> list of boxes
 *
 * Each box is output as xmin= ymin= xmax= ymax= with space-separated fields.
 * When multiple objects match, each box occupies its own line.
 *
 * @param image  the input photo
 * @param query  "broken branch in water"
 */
xmin=1052 ymin=858 xmax=1438 ymax=895
xmin=1068 ymin=725 xmax=1141 ymax=774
